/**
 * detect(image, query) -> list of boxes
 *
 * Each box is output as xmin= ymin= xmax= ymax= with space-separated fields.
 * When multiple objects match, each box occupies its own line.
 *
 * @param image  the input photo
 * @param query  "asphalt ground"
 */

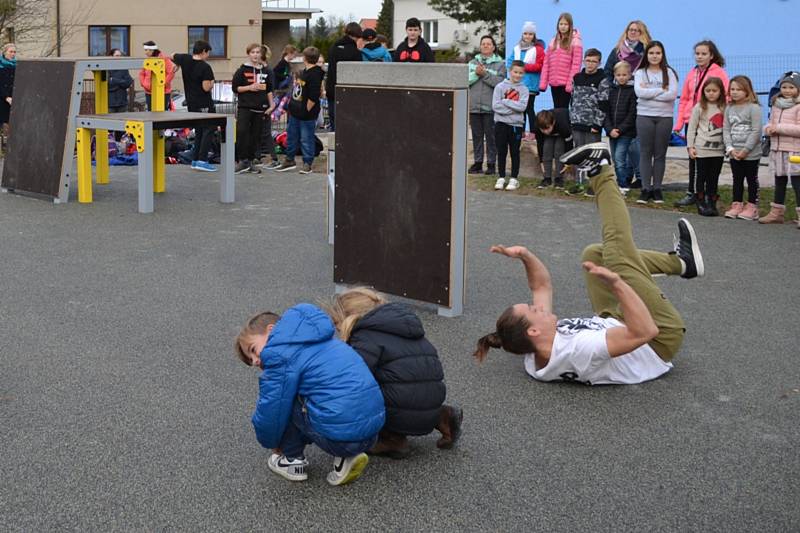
xmin=1 ymin=165 xmax=798 ymax=532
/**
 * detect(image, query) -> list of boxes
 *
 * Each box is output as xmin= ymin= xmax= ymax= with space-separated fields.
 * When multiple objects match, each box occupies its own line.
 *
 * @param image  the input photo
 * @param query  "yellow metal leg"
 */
xmin=154 ymin=133 xmax=165 ymax=193
xmin=96 ymin=129 xmax=110 ymax=184
xmin=76 ymin=128 xmax=93 ymax=203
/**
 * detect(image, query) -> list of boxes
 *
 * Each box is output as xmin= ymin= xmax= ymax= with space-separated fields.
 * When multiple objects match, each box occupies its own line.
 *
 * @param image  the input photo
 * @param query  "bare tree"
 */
xmin=0 ymin=0 xmax=95 ymax=57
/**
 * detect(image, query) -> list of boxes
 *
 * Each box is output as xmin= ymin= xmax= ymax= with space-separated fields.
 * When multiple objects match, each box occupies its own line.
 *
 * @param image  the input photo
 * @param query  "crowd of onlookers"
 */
xmin=469 ymin=14 xmax=800 ymax=228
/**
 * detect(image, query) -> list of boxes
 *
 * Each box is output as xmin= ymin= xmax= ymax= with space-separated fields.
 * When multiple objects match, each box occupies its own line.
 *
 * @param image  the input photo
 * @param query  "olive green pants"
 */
xmin=581 ymin=166 xmax=685 ymax=361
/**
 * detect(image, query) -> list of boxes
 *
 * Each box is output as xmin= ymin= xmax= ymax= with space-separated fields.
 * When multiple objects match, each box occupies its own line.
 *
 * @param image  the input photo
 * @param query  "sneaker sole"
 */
xmin=193 ymin=167 xmax=217 ymax=172
xmin=680 ymin=218 xmax=704 ymax=278
xmin=328 ymin=453 xmax=369 ymax=486
xmin=268 ymin=461 xmax=308 ymax=482
xmin=298 ymin=170 xmax=312 ymax=174
xmin=275 ymin=166 xmax=297 ymax=173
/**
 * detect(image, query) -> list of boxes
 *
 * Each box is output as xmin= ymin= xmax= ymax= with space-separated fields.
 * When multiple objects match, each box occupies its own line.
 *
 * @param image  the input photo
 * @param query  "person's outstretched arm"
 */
xmin=491 ymin=245 xmax=552 ymax=312
xmin=582 ymin=261 xmax=659 ymax=357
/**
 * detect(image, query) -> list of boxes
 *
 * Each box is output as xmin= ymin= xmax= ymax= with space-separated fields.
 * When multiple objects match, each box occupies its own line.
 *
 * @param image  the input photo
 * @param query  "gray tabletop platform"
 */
xmin=1 ymin=165 xmax=797 ymax=531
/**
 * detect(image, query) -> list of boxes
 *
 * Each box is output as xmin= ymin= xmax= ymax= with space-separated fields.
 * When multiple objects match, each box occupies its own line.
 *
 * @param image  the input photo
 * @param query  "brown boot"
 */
xmin=368 ymin=430 xmax=410 ymax=460
xmin=758 ymin=202 xmax=785 ymax=224
xmin=435 ymin=405 xmax=464 ymax=449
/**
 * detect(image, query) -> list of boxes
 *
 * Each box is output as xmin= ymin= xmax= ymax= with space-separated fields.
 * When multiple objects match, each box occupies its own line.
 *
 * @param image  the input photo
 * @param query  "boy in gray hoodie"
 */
xmin=492 ymin=60 xmax=530 ymax=191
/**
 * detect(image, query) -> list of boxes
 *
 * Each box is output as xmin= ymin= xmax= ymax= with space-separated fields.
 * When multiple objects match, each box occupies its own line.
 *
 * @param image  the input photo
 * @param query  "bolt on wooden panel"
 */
xmin=334 ymin=86 xmax=455 ymax=306
xmin=2 ymin=61 xmax=77 ymax=197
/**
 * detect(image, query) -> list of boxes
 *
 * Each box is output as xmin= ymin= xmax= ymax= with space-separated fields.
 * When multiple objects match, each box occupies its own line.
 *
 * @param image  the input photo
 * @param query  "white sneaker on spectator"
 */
xmin=494 ymin=178 xmax=506 ymax=190
xmin=505 ymin=178 xmax=520 ymax=191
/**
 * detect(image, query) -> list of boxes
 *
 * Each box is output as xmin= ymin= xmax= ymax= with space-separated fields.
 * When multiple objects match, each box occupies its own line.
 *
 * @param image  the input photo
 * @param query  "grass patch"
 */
xmin=469 ymin=175 xmax=798 ymax=220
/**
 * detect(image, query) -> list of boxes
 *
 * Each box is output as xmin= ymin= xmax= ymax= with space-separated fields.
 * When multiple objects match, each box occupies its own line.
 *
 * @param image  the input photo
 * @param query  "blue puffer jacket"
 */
xmin=251 ymin=304 xmax=385 ymax=448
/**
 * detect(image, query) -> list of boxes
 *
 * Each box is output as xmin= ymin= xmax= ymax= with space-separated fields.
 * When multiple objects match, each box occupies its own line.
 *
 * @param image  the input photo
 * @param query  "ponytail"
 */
xmin=473 ymin=332 xmax=503 ymax=362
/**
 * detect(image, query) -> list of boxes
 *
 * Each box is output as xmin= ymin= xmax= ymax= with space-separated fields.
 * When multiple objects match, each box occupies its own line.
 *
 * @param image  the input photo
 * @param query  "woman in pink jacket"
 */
xmin=538 ymin=13 xmax=583 ymax=109
xmin=673 ymin=40 xmax=729 ymax=207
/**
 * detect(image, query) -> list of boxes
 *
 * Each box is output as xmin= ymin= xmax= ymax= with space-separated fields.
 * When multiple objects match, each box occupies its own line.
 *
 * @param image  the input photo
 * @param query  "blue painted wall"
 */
xmin=506 ymin=0 xmax=800 ymax=106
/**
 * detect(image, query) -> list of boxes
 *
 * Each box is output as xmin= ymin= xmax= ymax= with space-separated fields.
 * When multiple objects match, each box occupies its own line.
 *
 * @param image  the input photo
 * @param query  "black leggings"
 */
xmin=684 ymin=124 xmax=697 ymax=193
xmin=524 ymin=93 xmax=537 ymax=133
xmin=551 ymin=86 xmax=571 ymax=108
xmin=730 ymin=159 xmax=760 ymax=203
xmin=495 ymin=122 xmax=523 ymax=178
xmin=774 ymin=175 xmax=800 ymax=205
xmin=695 ymin=157 xmax=723 ymax=198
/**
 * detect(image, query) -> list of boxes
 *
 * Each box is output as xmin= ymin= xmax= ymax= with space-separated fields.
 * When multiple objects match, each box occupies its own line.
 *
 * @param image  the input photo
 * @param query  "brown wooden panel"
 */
xmin=1 ymin=61 xmax=76 ymax=197
xmin=334 ymin=86 xmax=453 ymax=306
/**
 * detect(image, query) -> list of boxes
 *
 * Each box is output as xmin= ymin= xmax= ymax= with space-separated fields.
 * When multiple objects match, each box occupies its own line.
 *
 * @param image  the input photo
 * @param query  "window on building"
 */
xmin=422 ymin=20 xmax=439 ymax=45
xmin=188 ymin=26 xmax=227 ymax=58
xmin=88 ymin=26 xmax=130 ymax=56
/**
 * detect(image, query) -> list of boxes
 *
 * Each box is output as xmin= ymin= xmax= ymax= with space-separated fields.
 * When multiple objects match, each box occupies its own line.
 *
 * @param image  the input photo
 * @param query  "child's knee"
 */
xmin=581 ymin=243 xmax=603 ymax=264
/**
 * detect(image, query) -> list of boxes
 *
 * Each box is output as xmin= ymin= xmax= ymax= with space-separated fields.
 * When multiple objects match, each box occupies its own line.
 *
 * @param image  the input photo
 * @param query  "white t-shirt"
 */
xmin=524 ymin=316 xmax=673 ymax=385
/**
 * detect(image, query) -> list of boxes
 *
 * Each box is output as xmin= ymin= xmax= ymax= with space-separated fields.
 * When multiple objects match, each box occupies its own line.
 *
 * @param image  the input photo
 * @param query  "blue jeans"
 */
xmin=279 ymin=399 xmax=378 ymax=460
xmin=610 ymin=136 xmax=634 ymax=186
xmin=286 ymin=115 xmax=317 ymax=164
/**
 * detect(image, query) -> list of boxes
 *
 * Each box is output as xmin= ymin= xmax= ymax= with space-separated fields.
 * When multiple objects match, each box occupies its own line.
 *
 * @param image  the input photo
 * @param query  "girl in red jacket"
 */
xmin=539 ymin=12 xmax=583 ymax=109
xmin=760 ymin=73 xmax=800 ymax=227
xmin=673 ymin=40 xmax=730 ymax=207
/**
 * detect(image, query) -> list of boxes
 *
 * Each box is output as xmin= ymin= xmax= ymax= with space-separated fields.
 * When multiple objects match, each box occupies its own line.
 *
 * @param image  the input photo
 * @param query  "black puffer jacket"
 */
xmin=347 ymin=303 xmax=446 ymax=436
xmin=602 ymin=83 xmax=637 ymax=138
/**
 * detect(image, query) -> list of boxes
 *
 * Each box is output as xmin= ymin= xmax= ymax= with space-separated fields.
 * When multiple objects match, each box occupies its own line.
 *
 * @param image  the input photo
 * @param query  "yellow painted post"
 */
xmin=93 ymin=71 xmax=110 ymax=185
xmin=144 ymin=58 xmax=166 ymax=192
xmin=76 ymin=128 xmax=93 ymax=203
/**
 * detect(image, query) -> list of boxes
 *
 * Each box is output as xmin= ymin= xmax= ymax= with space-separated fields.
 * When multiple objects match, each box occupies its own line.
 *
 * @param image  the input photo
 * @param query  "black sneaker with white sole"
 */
xmin=559 ymin=142 xmax=611 ymax=167
xmin=673 ymin=218 xmax=704 ymax=279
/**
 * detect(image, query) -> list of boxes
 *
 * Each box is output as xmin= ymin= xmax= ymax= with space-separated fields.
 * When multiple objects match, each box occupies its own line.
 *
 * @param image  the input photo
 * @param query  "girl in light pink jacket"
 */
xmin=673 ymin=40 xmax=730 ymax=208
xmin=760 ymin=73 xmax=800 ymax=227
xmin=539 ymin=12 xmax=583 ymax=109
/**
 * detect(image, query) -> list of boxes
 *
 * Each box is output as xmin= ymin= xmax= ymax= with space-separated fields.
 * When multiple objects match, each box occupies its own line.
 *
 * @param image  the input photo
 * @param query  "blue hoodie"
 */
xmin=361 ymin=43 xmax=393 ymax=63
xmin=251 ymin=304 xmax=385 ymax=448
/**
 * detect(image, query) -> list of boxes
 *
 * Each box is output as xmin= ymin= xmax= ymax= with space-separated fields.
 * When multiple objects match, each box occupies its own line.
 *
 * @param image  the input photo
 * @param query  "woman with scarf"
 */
xmin=604 ymin=21 xmax=652 ymax=189
xmin=507 ymin=22 xmax=545 ymax=144
xmin=469 ymin=35 xmax=506 ymax=175
xmin=0 ymin=43 xmax=17 ymax=136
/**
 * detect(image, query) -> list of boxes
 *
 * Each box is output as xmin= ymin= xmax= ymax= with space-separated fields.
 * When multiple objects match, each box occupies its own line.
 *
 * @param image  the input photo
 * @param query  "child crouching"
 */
xmin=235 ymin=304 xmax=385 ymax=486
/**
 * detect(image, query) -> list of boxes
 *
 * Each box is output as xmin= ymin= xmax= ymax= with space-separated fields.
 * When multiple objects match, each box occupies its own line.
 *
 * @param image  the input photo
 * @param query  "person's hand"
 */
xmin=610 ymin=129 xmax=620 ymax=138
xmin=266 ymin=106 xmax=275 ymax=116
xmin=764 ymin=125 xmax=775 ymax=135
xmin=5 ymin=97 xmax=10 ymax=105
xmin=475 ymin=64 xmax=486 ymax=77
xmin=582 ymin=261 xmax=621 ymax=286
xmin=490 ymin=245 xmax=529 ymax=259
xmin=256 ymin=82 xmax=267 ymax=91
xmin=735 ymin=149 xmax=748 ymax=160
xmin=591 ymin=127 xmax=599 ymax=133
xmin=688 ymin=147 xmax=697 ymax=159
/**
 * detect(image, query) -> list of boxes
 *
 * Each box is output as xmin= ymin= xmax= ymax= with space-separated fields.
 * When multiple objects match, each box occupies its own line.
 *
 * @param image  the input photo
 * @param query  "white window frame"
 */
xmin=421 ymin=20 xmax=439 ymax=46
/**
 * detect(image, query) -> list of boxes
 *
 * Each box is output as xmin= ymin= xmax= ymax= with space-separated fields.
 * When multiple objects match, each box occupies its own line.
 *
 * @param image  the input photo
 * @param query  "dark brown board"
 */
xmin=334 ymin=86 xmax=454 ymax=306
xmin=1 ymin=60 xmax=76 ymax=197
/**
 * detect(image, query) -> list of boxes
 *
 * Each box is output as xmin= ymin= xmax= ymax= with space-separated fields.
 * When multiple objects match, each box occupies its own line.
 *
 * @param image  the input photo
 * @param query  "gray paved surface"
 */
xmin=1 ymin=165 xmax=798 ymax=532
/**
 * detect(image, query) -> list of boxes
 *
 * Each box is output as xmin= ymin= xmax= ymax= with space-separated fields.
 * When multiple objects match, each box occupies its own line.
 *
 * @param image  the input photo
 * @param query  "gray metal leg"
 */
xmin=327 ymin=148 xmax=335 ymax=245
xmin=137 ymin=122 xmax=154 ymax=214
xmin=220 ymin=116 xmax=235 ymax=203
xmin=437 ymin=89 xmax=468 ymax=317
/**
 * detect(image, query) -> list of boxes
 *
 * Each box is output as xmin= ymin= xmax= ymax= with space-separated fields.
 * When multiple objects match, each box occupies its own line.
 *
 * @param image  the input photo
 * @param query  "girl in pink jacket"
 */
xmin=673 ymin=40 xmax=730 ymax=208
xmin=539 ymin=12 xmax=583 ymax=108
xmin=760 ymin=73 xmax=800 ymax=227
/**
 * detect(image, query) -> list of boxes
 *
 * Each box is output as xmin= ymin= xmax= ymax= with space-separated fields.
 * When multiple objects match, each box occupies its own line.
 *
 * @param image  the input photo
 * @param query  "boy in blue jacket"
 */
xmin=235 ymin=303 xmax=385 ymax=486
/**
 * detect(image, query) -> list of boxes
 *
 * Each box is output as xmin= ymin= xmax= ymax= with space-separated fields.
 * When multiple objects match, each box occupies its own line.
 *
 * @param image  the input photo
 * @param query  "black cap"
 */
xmin=362 ymin=28 xmax=377 ymax=40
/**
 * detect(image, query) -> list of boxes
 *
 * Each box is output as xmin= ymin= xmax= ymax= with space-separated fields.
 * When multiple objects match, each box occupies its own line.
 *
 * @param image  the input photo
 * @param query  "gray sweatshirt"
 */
xmin=492 ymin=79 xmax=529 ymax=127
xmin=723 ymin=102 xmax=763 ymax=161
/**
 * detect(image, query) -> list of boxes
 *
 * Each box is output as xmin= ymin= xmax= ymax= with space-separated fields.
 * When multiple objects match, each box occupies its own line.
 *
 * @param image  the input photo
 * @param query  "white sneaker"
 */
xmin=326 ymin=453 xmax=369 ymax=486
xmin=505 ymin=178 xmax=520 ymax=191
xmin=267 ymin=454 xmax=308 ymax=482
xmin=494 ymin=177 xmax=506 ymax=190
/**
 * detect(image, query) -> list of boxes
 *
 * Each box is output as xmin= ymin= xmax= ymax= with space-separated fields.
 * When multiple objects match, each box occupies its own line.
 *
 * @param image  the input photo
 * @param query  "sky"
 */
xmin=290 ymin=0 xmax=383 ymax=25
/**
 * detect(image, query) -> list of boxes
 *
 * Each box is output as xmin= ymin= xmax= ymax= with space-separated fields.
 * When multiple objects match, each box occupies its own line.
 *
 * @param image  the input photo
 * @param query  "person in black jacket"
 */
xmin=0 ymin=43 xmax=17 ymax=136
xmin=273 ymin=44 xmax=297 ymax=93
xmin=275 ymin=46 xmax=324 ymax=174
xmin=326 ymin=22 xmax=363 ymax=132
xmin=603 ymin=62 xmax=638 ymax=189
xmin=325 ymin=288 xmax=463 ymax=459
xmin=394 ymin=18 xmax=435 ymax=63
xmin=107 ymin=48 xmax=134 ymax=113
xmin=232 ymin=43 xmax=275 ymax=173
xmin=534 ymin=108 xmax=573 ymax=188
